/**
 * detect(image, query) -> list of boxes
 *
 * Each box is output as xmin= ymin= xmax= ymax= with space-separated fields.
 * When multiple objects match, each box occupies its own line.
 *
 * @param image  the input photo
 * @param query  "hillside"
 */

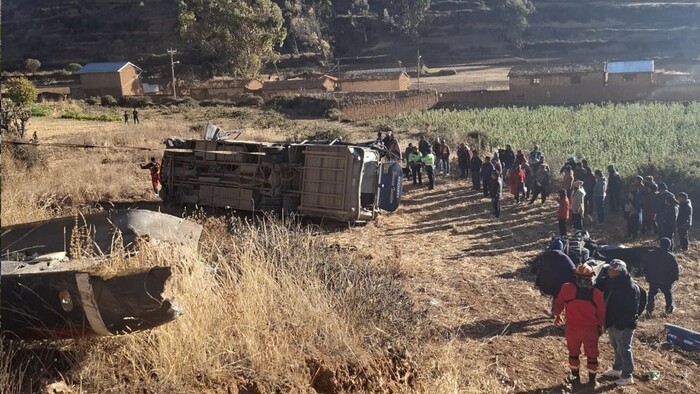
xmin=4 ymin=0 xmax=700 ymax=72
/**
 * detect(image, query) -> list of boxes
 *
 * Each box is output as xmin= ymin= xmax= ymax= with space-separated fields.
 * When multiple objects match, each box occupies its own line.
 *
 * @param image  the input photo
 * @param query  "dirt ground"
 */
xmin=325 ymin=175 xmax=700 ymax=393
xmin=415 ymin=65 xmax=511 ymax=92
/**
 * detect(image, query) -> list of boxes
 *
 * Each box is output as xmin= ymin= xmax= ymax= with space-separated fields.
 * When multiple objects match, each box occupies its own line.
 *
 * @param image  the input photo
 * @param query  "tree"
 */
xmin=22 ymin=58 xmax=41 ymax=72
xmin=494 ymin=0 xmax=535 ymax=49
xmin=381 ymin=0 xmax=431 ymax=42
xmin=5 ymin=77 xmax=38 ymax=106
xmin=1 ymin=98 xmax=31 ymax=140
xmin=65 ymin=63 xmax=83 ymax=72
xmin=179 ymin=0 xmax=287 ymax=77
xmin=282 ymin=0 xmax=333 ymax=60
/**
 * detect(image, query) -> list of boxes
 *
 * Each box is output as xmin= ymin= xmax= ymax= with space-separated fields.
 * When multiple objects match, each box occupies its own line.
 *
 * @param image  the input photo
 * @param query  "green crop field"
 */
xmin=390 ymin=102 xmax=700 ymax=174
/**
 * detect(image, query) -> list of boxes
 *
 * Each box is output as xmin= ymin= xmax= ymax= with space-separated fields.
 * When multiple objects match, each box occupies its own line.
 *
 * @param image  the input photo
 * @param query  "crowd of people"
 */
xmin=380 ymin=132 xmax=692 ymax=388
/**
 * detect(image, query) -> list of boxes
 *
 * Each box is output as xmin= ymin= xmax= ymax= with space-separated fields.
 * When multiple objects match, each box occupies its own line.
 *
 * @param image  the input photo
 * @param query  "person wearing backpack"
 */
xmin=595 ymin=259 xmax=645 ymax=387
xmin=553 ymin=264 xmax=606 ymax=389
xmin=645 ymin=238 xmax=679 ymax=316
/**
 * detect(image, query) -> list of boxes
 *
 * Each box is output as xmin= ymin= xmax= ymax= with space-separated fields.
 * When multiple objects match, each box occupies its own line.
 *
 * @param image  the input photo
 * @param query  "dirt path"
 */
xmin=327 ymin=176 xmax=700 ymax=393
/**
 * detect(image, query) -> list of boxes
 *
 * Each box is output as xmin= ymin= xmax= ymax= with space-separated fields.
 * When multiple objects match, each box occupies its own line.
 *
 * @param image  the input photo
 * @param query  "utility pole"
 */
xmin=167 ymin=49 xmax=178 ymax=98
xmin=417 ymin=50 xmax=422 ymax=91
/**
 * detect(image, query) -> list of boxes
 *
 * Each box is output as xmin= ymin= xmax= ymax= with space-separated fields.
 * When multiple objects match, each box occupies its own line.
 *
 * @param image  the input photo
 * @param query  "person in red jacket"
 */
xmin=555 ymin=189 xmax=570 ymax=236
xmin=554 ymin=264 xmax=606 ymax=388
xmin=141 ymin=157 xmax=161 ymax=194
xmin=509 ymin=164 xmax=526 ymax=203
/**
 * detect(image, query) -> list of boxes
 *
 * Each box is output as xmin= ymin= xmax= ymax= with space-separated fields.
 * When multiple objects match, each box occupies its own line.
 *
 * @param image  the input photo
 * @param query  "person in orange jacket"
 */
xmin=141 ymin=157 xmax=161 ymax=194
xmin=554 ymin=264 xmax=606 ymax=388
xmin=555 ymin=189 xmax=570 ymax=236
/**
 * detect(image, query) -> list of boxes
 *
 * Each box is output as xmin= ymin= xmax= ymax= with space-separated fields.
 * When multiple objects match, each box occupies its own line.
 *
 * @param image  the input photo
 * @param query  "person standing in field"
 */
xmin=439 ymin=140 xmax=451 ymax=176
xmin=654 ymin=183 xmax=674 ymax=234
xmin=132 ymin=109 xmax=140 ymax=124
xmin=596 ymin=259 xmax=643 ymax=387
xmin=457 ymin=143 xmax=471 ymax=179
xmin=553 ymin=264 xmax=606 ymax=389
xmin=408 ymin=146 xmax=423 ymax=186
xmin=470 ymin=150 xmax=483 ymax=190
xmin=582 ymin=167 xmax=596 ymax=219
xmin=658 ymin=194 xmax=679 ymax=250
xmin=625 ymin=190 xmax=643 ymax=240
xmin=502 ymin=144 xmax=516 ymax=173
xmin=606 ymin=165 xmax=623 ymax=212
xmin=593 ymin=170 xmax=607 ymax=223
xmin=641 ymin=183 xmax=658 ymax=234
xmin=677 ymin=192 xmax=693 ymax=251
xmin=522 ymin=161 xmax=533 ymax=200
xmin=432 ymin=138 xmax=442 ymax=175
xmin=571 ymin=180 xmax=586 ymax=230
xmin=140 ymin=157 xmax=161 ymax=194
xmin=124 ymin=111 xmax=129 ymax=124
xmin=528 ymin=144 xmax=543 ymax=168
xmin=490 ymin=170 xmax=502 ymax=218
xmin=423 ymin=151 xmax=436 ymax=190
xmin=418 ymin=136 xmax=431 ymax=155
xmin=555 ymin=189 xmax=570 ymax=236
xmin=562 ymin=165 xmax=575 ymax=197
xmin=644 ymin=238 xmax=679 ymax=316
xmin=530 ymin=164 xmax=551 ymax=204
xmin=515 ymin=149 xmax=526 ymax=166
xmin=509 ymin=163 xmax=526 ymax=203
xmin=491 ymin=155 xmax=502 ymax=180
xmin=481 ymin=156 xmax=495 ymax=198
xmin=404 ymin=143 xmax=414 ymax=179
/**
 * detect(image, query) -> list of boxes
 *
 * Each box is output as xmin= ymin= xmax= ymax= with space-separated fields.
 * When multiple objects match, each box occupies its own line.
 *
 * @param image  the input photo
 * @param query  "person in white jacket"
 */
xmin=571 ymin=180 xmax=586 ymax=230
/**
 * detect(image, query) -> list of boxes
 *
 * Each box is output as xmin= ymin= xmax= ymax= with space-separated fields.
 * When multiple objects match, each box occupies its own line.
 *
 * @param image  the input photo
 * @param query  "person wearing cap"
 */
xmin=595 ymin=259 xmax=642 ymax=386
xmin=140 ymin=157 xmax=162 ymax=194
xmin=645 ymin=238 xmax=679 ymax=316
xmin=553 ymin=264 xmax=606 ymax=388
xmin=534 ymin=238 xmax=576 ymax=314
xmin=571 ymin=180 xmax=586 ymax=230
xmin=677 ymin=192 xmax=693 ymax=251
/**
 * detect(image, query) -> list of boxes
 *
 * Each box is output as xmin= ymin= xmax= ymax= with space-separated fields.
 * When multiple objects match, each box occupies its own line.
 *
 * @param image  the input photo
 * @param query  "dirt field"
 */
xmin=3 ymin=109 xmax=699 ymax=393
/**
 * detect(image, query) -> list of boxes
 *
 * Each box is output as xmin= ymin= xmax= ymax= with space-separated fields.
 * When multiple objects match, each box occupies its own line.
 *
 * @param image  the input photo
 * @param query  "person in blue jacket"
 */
xmin=480 ymin=156 xmax=495 ymax=198
xmin=534 ymin=238 xmax=576 ymax=314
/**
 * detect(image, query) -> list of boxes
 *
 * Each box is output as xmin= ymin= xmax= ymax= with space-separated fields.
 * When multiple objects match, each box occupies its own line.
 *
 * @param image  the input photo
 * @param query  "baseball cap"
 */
xmin=603 ymin=259 xmax=627 ymax=272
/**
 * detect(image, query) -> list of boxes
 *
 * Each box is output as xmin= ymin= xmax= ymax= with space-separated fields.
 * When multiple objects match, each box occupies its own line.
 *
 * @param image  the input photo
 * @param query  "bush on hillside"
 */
xmin=65 ymin=63 xmax=83 ymax=72
xmin=84 ymin=96 xmax=100 ymax=105
xmin=159 ymin=96 xmax=198 ymax=107
xmin=118 ymin=95 xmax=153 ymax=108
xmin=233 ymin=93 xmax=264 ymax=107
xmin=304 ymin=126 xmax=351 ymax=142
xmin=5 ymin=77 xmax=38 ymax=106
xmin=325 ymin=107 xmax=343 ymax=121
xmin=22 ymin=58 xmax=41 ymax=72
xmin=100 ymin=95 xmax=118 ymax=107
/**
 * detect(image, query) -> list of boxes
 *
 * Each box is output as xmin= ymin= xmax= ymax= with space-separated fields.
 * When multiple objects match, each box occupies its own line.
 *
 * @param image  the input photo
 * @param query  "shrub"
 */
xmin=65 ymin=63 xmax=83 ymax=72
xmin=304 ymin=126 xmax=351 ymax=142
xmin=29 ymin=104 xmax=50 ymax=117
xmin=118 ymin=95 xmax=153 ymax=108
xmin=198 ymin=99 xmax=229 ymax=107
xmin=84 ymin=96 xmax=100 ymax=105
xmin=3 ymin=143 xmax=45 ymax=170
xmin=233 ymin=93 xmax=264 ymax=107
xmin=158 ymin=96 xmax=198 ymax=107
xmin=5 ymin=77 xmax=37 ymax=105
xmin=100 ymin=95 xmax=118 ymax=106
xmin=22 ymin=58 xmax=41 ymax=72
xmin=325 ymin=107 xmax=343 ymax=121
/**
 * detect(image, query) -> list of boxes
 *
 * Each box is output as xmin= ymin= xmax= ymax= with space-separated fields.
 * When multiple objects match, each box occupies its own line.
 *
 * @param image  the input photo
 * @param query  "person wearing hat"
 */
xmin=553 ymin=264 xmax=606 ymax=388
xmin=677 ymin=192 xmax=693 ymax=251
xmin=534 ymin=238 xmax=576 ymax=314
xmin=140 ymin=157 xmax=162 ymax=194
xmin=645 ymin=238 xmax=679 ymax=316
xmin=595 ymin=260 xmax=643 ymax=386
xmin=571 ymin=180 xmax=586 ymax=230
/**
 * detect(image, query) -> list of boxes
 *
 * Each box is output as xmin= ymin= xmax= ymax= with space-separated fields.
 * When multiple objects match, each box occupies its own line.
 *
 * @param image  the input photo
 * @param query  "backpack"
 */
xmin=633 ymin=280 xmax=647 ymax=317
xmin=564 ymin=235 xmax=590 ymax=264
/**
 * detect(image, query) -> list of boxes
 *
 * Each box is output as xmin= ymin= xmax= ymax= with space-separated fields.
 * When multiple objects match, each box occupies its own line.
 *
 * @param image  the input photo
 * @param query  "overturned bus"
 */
xmin=160 ymin=132 xmax=402 ymax=222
